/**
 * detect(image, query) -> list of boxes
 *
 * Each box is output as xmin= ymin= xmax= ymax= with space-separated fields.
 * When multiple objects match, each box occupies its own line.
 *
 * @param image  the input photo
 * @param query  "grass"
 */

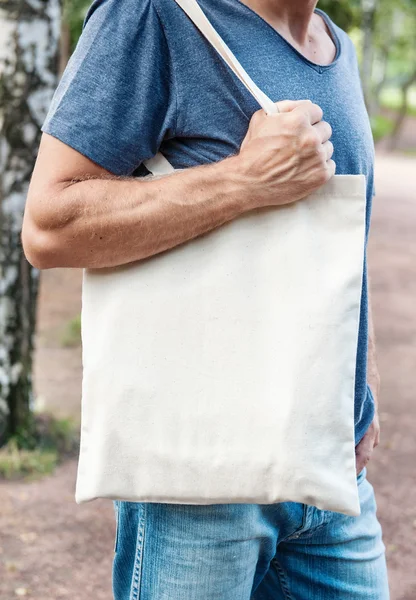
xmin=0 ymin=441 xmax=58 ymax=480
xmin=60 ymin=314 xmax=81 ymax=347
xmin=370 ymin=114 xmax=395 ymax=142
xmin=0 ymin=415 xmax=79 ymax=480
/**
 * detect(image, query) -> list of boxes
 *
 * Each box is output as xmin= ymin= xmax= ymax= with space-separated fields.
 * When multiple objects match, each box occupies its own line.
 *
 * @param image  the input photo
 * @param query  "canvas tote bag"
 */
xmin=77 ymin=0 xmax=367 ymax=516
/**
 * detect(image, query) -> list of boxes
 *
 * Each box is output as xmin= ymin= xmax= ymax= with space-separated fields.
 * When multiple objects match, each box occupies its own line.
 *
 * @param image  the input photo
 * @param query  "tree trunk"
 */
xmin=372 ymin=46 xmax=389 ymax=116
xmin=388 ymin=72 xmax=416 ymax=151
xmin=59 ymin=19 xmax=71 ymax=75
xmin=361 ymin=0 xmax=377 ymax=114
xmin=0 ymin=0 xmax=61 ymax=445
xmin=371 ymin=10 xmax=394 ymax=118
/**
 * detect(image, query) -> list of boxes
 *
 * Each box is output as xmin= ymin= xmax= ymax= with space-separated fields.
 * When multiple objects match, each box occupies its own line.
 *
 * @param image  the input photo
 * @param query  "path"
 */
xmin=0 ymin=151 xmax=415 ymax=600
xmin=365 ymin=152 xmax=416 ymax=599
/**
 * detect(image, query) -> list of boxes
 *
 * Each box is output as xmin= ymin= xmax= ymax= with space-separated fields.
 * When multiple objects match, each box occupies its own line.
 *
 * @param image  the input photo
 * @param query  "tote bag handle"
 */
xmin=145 ymin=0 xmax=278 ymax=175
xmin=173 ymin=0 xmax=278 ymax=115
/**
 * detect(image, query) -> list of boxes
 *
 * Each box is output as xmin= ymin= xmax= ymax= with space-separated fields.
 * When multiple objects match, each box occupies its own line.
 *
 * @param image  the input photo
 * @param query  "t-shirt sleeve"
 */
xmin=42 ymin=0 xmax=176 ymax=175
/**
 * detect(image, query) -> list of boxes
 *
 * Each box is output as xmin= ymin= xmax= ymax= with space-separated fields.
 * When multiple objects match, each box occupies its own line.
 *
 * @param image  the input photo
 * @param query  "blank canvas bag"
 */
xmin=77 ymin=0 xmax=366 ymax=516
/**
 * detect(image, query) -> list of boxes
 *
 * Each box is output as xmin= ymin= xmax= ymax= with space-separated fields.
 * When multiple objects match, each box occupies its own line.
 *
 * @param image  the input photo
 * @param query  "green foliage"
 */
xmin=0 ymin=414 xmax=79 ymax=480
xmin=60 ymin=314 xmax=82 ymax=347
xmin=373 ymin=0 xmax=416 ymax=79
xmin=322 ymin=0 xmax=416 ymax=138
xmin=380 ymin=87 xmax=416 ymax=116
xmin=34 ymin=414 xmax=79 ymax=455
xmin=63 ymin=0 xmax=91 ymax=51
xmin=318 ymin=0 xmax=361 ymax=32
xmin=370 ymin=114 xmax=394 ymax=141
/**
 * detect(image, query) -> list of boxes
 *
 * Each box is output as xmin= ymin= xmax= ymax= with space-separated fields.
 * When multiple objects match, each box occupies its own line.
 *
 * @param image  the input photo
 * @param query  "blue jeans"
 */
xmin=113 ymin=469 xmax=389 ymax=599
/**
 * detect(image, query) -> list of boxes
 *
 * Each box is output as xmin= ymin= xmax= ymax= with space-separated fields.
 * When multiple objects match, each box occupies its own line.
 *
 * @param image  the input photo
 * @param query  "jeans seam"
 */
xmin=282 ymin=504 xmax=308 ymax=542
xmin=272 ymin=558 xmax=294 ymax=600
xmin=129 ymin=504 xmax=147 ymax=600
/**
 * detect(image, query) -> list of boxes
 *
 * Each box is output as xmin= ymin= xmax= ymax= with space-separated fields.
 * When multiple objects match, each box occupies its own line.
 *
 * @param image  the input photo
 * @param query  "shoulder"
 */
xmin=75 ymin=0 xmax=173 ymax=71
xmin=83 ymin=0 xmax=166 ymax=36
xmin=84 ymin=0 xmax=181 ymax=24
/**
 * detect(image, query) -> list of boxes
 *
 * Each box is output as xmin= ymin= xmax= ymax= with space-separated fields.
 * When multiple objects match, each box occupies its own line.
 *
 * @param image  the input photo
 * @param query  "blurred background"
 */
xmin=0 ymin=0 xmax=415 ymax=599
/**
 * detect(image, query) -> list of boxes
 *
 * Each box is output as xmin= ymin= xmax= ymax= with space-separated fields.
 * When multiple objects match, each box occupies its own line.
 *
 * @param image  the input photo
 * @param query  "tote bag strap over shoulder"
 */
xmin=144 ymin=0 xmax=278 ymax=174
xmin=172 ymin=0 xmax=278 ymax=115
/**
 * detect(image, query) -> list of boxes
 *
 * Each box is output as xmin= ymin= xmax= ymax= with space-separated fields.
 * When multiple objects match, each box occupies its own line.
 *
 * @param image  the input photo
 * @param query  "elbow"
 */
xmin=22 ymin=221 xmax=59 ymax=270
xmin=22 ymin=184 xmax=79 ymax=269
xmin=22 ymin=223 xmax=56 ymax=269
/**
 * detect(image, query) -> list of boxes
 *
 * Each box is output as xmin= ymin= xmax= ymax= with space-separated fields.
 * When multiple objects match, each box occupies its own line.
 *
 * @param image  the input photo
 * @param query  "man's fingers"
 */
xmin=355 ymin=431 xmax=373 ymax=474
xmin=322 ymin=140 xmax=334 ymax=161
xmin=293 ymin=101 xmax=323 ymax=125
xmin=355 ymin=448 xmax=371 ymax=475
xmin=272 ymin=100 xmax=325 ymax=126
xmin=355 ymin=416 xmax=380 ymax=474
xmin=313 ymin=120 xmax=332 ymax=143
xmin=355 ymin=447 xmax=371 ymax=475
xmin=326 ymin=158 xmax=336 ymax=178
xmin=275 ymin=99 xmax=311 ymax=113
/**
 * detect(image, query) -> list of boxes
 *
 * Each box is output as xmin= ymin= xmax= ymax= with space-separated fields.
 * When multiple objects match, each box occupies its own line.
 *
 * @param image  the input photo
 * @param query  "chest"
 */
xmin=161 ymin=1 xmax=374 ymax=182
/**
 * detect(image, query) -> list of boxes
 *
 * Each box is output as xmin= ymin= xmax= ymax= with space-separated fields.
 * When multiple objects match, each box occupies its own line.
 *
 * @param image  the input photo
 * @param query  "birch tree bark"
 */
xmin=0 ymin=0 xmax=61 ymax=445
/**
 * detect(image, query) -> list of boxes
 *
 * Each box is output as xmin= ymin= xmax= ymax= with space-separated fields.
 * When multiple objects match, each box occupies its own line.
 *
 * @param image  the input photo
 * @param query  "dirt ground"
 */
xmin=0 ymin=150 xmax=415 ymax=600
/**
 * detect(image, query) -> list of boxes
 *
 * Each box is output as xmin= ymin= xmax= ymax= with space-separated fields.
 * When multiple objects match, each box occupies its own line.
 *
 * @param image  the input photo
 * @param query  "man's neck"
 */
xmin=237 ymin=0 xmax=336 ymax=66
xmin=239 ymin=0 xmax=318 ymax=46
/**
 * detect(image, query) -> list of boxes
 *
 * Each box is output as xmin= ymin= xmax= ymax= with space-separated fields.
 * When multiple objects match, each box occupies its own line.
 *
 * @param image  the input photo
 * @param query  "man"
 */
xmin=23 ymin=0 xmax=389 ymax=597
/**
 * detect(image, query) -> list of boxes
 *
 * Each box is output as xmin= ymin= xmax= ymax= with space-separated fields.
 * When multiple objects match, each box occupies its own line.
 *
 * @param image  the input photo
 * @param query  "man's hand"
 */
xmin=355 ymin=410 xmax=380 ymax=475
xmin=235 ymin=99 xmax=335 ymax=210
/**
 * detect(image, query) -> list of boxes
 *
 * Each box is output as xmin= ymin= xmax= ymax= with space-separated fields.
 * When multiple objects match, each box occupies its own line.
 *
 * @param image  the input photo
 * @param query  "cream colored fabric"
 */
xmin=76 ymin=0 xmax=366 ymax=516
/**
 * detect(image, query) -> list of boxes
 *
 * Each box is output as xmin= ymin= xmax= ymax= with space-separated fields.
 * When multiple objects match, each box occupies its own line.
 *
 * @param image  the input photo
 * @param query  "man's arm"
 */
xmin=22 ymin=100 xmax=334 ymax=270
xmin=355 ymin=280 xmax=381 ymax=472
xmin=23 ymin=135 xmax=250 ymax=270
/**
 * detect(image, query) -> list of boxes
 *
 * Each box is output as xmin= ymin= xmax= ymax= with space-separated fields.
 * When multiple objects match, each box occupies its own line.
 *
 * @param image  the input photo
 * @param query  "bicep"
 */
xmin=26 ymin=133 xmax=112 ymax=222
xmin=23 ymin=133 xmax=115 ymax=266
xmin=31 ymin=133 xmax=111 ymax=191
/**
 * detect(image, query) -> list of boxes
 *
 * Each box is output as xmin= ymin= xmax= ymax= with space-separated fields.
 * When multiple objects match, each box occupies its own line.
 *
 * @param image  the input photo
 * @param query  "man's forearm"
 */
xmin=24 ymin=101 xmax=335 ymax=270
xmin=24 ymin=157 xmax=252 ymax=270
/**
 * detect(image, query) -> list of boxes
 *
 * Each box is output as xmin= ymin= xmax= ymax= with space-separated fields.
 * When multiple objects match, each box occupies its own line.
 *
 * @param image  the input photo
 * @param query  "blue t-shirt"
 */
xmin=43 ymin=0 xmax=375 ymax=443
